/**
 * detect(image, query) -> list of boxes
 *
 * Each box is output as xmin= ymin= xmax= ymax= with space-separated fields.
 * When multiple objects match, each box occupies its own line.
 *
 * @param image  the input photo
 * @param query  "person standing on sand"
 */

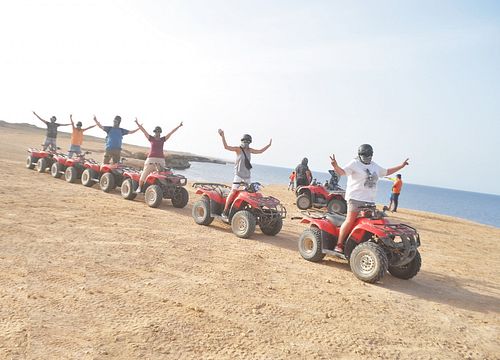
xmin=93 ymin=115 xmax=140 ymax=164
xmin=386 ymin=174 xmax=403 ymax=212
xmin=32 ymin=111 xmax=71 ymax=151
xmin=330 ymin=144 xmax=409 ymax=254
xmin=68 ymin=114 xmax=96 ymax=158
xmin=288 ymin=171 xmax=296 ymax=191
xmin=218 ymin=129 xmax=272 ymax=221
xmin=134 ymin=118 xmax=183 ymax=193
xmin=295 ymin=158 xmax=312 ymax=187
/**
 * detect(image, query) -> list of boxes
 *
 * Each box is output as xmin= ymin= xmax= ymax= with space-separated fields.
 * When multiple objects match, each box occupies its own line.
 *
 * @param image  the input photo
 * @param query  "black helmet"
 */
xmin=76 ymin=121 xmax=82 ymax=127
xmin=241 ymin=134 xmax=252 ymax=143
xmin=301 ymin=157 xmax=308 ymax=166
xmin=358 ymin=144 xmax=373 ymax=164
xmin=50 ymin=116 xmax=57 ymax=122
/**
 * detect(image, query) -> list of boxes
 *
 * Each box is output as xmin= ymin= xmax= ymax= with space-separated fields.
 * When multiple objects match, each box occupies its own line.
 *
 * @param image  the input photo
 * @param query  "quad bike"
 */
xmin=78 ymin=157 xmax=136 ymax=192
xmin=296 ymin=204 xmax=421 ymax=283
xmin=63 ymin=152 xmax=92 ymax=183
xmin=50 ymin=153 xmax=69 ymax=178
xmin=26 ymin=147 xmax=59 ymax=173
xmin=120 ymin=164 xmax=189 ymax=208
xmin=80 ymin=158 xmax=101 ymax=187
xmin=295 ymin=170 xmax=347 ymax=213
xmin=192 ymin=182 xmax=287 ymax=239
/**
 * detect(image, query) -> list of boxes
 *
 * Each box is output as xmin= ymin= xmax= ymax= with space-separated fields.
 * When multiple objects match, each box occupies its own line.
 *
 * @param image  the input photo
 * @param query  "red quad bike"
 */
xmin=26 ymin=147 xmax=59 ymax=173
xmin=49 ymin=153 xmax=69 ymax=178
xmin=78 ymin=157 xmax=136 ymax=192
xmin=62 ymin=152 xmax=92 ymax=183
xmin=120 ymin=165 xmax=189 ymax=208
xmin=191 ymin=182 xmax=287 ymax=239
xmin=295 ymin=170 xmax=348 ymax=214
xmin=297 ymin=204 xmax=421 ymax=283
xmin=80 ymin=158 xmax=101 ymax=187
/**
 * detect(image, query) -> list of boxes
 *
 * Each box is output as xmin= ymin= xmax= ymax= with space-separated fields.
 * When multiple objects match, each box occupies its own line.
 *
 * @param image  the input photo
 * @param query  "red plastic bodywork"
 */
xmin=297 ymin=184 xmax=345 ymax=202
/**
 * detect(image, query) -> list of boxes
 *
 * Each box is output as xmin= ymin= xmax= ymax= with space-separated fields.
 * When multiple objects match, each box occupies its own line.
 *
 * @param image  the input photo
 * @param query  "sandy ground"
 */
xmin=0 ymin=122 xmax=499 ymax=359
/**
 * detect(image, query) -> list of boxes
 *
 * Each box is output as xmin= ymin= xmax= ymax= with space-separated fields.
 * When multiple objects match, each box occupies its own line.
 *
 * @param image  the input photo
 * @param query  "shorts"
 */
xmin=43 ymin=137 xmax=57 ymax=150
xmin=232 ymin=175 xmax=250 ymax=190
xmin=347 ymin=199 xmax=375 ymax=212
xmin=103 ymin=149 xmax=122 ymax=164
xmin=68 ymin=144 xmax=81 ymax=157
xmin=140 ymin=157 xmax=166 ymax=183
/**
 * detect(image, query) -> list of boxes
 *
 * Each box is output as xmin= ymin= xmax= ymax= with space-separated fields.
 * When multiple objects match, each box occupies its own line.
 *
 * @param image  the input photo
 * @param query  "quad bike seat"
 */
xmin=325 ymin=213 xmax=345 ymax=227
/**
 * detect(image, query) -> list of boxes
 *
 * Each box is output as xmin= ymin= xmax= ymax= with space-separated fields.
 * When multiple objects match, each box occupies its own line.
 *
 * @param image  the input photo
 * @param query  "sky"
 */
xmin=1 ymin=0 xmax=499 ymax=195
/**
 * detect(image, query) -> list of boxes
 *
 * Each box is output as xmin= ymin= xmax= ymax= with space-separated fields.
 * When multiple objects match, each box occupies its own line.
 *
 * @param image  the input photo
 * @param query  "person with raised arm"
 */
xmin=218 ymin=129 xmax=272 ymax=222
xmin=330 ymin=144 xmax=409 ymax=254
xmin=134 ymin=119 xmax=183 ymax=193
xmin=68 ymin=114 xmax=96 ymax=158
xmin=93 ymin=115 xmax=140 ymax=164
xmin=32 ymin=111 xmax=71 ymax=151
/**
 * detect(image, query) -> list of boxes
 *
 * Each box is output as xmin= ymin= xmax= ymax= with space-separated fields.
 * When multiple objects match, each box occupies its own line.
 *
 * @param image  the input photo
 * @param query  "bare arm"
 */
xmin=127 ymin=127 xmax=140 ymax=135
xmin=218 ymin=129 xmax=239 ymax=152
xmin=32 ymin=111 xmax=47 ymax=124
xmin=164 ymin=121 xmax=183 ymax=141
xmin=70 ymin=114 xmax=76 ymax=129
xmin=330 ymin=154 xmax=346 ymax=176
xmin=83 ymin=124 xmax=96 ymax=131
xmin=93 ymin=115 xmax=105 ymax=131
xmin=250 ymin=138 xmax=272 ymax=154
xmin=386 ymin=158 xmax=409 ymax=176
xmin=134 ymin=118 xmax=150 ymax=138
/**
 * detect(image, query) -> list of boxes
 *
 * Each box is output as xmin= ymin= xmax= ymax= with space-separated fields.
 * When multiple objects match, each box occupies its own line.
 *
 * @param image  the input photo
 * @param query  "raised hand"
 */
xmin=402 ymin=158 xmax=410 ymax=167
xmin=218 ymin=129 xmax=224 ymax=137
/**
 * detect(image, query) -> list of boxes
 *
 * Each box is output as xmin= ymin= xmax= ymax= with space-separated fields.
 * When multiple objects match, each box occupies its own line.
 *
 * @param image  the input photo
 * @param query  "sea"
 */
xmin=176 ymin=162 xmax=500 ymax=228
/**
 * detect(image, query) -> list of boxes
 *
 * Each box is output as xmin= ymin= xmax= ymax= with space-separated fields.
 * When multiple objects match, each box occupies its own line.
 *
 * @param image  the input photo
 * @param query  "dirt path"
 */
xmin=1 ymin=122 xmax=499 ymax=359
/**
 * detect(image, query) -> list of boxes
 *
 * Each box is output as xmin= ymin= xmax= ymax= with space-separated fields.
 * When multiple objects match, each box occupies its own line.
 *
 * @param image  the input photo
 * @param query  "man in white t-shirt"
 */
xmin=330 ymin=144 xmax=409 ymax=253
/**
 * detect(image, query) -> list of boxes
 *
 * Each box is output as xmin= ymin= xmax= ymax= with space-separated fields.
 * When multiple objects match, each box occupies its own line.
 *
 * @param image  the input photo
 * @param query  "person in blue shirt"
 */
xmin=93 ymin=115 xmax=140 ymax=164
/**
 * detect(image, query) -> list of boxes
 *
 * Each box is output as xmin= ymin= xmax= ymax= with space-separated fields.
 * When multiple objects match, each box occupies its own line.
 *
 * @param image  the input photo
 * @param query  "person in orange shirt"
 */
xmin=288 ymin=171 xmax=296 ymax=190
xmin=388 ymin=174 xmax=403 ymax=212
xmin=68 ymin=114 xmax=96 ymax=158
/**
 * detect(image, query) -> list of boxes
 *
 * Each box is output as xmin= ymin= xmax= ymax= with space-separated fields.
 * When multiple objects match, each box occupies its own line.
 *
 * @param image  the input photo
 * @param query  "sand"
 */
xmin=1 ymin=121 xmax=499 ymax=359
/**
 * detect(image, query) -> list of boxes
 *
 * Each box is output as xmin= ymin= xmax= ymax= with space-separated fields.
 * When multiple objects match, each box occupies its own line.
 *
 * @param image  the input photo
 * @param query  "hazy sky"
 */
xmin=1 ymin=0 xmax=499 ymax=195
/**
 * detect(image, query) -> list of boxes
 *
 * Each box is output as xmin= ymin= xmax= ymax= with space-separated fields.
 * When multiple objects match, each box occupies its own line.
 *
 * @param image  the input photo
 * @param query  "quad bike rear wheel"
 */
xmin=296 ymin=193 xmax=312 ymax=210
xmin=100 ymin=172 xmax=116 ymax=192
xmin=259 ymin=215 xmax=283 ymax=236
xmin=327 ymin=198 xmax=347 ymax=214
xmin=26 ymin=156 xmax=36 ymax=169
xmin=65 ymin=166 xmax=78 ymax=183
xmin=231 ymin=210 xmax=256 ymax=239
xmin=81 ymin=168 xmax=97 ymax=187
xmin=145 ymin=184 xmax=163 ymax=208
xmin=121 ymin=178 xmax=137 ymax=200
xmin=192 ymin=197 xmax=214 ymax=225
xmin=171 ymin=187 xmax=189 ymax=208
xmin=37 ymin=158 xmax=48 ymax=173
xmin=298 ymin=227 xmax=325 ymax=262
xmin=51 ymin=162 xmax=63 ymax=178
xmin=388 ymin=250 xmax=421 ymax=280
xmin=349 ymin=242 xmax=388 ymax=283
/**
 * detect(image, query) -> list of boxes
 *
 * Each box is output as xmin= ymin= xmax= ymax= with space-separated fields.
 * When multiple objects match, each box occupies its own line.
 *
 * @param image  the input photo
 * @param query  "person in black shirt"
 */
xmin=33 ymin=111 xmax=70 ymax=151
xmin=295 ymin=157 xmax=312 ymax=187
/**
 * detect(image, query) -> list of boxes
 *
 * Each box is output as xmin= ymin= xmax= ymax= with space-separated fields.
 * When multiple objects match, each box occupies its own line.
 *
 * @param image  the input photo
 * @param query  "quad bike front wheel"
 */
xmin=145 ymin=184 xmax=163 ymax=208
xmin=349 ymin=242 xmax=388 ymax=283
xmin=100 ymin=172 xmax=116 ymax=192
xmin=65 ymin=166 xmax=78 ymax=183
xmin=37 ymin=158 xmax=48 ymax=173
xmin=171 ymin=187 xmax=189 ymax=208
xmin=231 ymin=210 xmax=256 ymax=239
xmin=51 ymin=162 xmax=63 ymax=178
xmin=121 ymin=178 xmax=137 ymax=200
xmin=26 ymin=156 xmax=36 ymax=169
xmin=298 ymin=228 xmax=325 ymax=262
xmin=259 ymin=215 xmax=283 ymax=236
xmin=388 ymin=250 xmax=421 ymax=280
xmin=81 ymin=168 xmax=97 ymax=187
xmin=192 ymin=197 xmax=214 ymax=225
xmin=296 ymin=193 xmax=312 ymax=210
xmin=327 ymin=198 xmax=347 ymax=214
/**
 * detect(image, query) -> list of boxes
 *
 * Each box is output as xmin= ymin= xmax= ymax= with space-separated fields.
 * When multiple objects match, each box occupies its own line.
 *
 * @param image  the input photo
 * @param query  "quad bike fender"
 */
xmin=302 ymin=218 xmax=338 ymax=235
xmin=349 ymin=223 xmax=388 ymax=243
xmin=295 ymin=186 xmax=311 ymax=197
xmin=195 ymin=189 xmax=225 ymax=205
